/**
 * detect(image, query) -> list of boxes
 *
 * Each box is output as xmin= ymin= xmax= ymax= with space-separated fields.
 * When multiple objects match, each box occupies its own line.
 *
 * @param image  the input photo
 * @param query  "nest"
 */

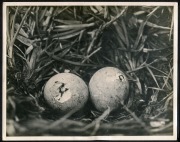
xmin=6 ymin=6 xmax=173 ymax=136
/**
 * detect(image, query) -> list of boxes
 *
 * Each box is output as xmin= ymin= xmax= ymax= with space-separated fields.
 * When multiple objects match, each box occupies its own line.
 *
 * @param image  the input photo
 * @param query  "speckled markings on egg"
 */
xmin=89 ymin=67 xmax=129 ymax=112
xmin=44 ymin=73 xmax=89 ymax=113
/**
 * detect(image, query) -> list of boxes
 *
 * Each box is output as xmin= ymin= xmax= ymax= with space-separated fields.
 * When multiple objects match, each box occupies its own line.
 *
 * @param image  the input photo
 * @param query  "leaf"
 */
xmin=104 ymin=6 xmax=109 ymax=19
xmin=133 ymin=11 xmax=146 ymax=16
xmin=16 ymin=35 xmax=33 ymax=47
xmin=150 ymin=121 xmax=165 ymax=128
xmin=7 ymin=120 xmax=16 ymax=136
xmin=53 ymin=19 xmax=82 ymax=25
xmin=25 ymin=45 xmax=34 ymax=55
xmin=42 ymin=7 xmax=54 ymax=27
xmin=128 ymin=16 xmax=138 ymax=28
xmin=28 ymin=47 xmax=38 ymax=70
xmin=134 ymin=74 xmax=142 ymax=94
xmin=137 ymin=19 xmax=170 ymax=30
xmin=90 ymin=6 xmax=98 ymax=13
xmin=15 ymin=23 xmax=29 ymax=38
xmin=54 ymin=23 xmax=95 ymax=29
xmin=39 ymin=7 xmax=48 ymax=22
xmin=113 ymin=21 xmax=126 ymax=45
xmin=133 ymin=20 xmax=146 ymax=49
xmin=95 ymin=6 xmax=103 ymax=13
xmin=52 ymin=29 xmax=82 ymax=39
xmin=29 ymin=19 xmax=36 ymax=36
xmin=57 ymin=46 xmax=71 ymax=58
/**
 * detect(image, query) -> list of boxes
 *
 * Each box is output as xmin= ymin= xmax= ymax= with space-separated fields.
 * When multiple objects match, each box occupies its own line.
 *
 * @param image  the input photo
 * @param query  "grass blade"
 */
xmin=137 ymin=19 xmax=171 ymax=30
xmin=120 ymin=19 xmax=130 ymax=48
xmin=162 ymin=67 xmax=173 ymax=89
xmin=54 ymin=23 xmax=95 ymax=29
xmin=146 ymin=66 xmax=160 ymax=88
xmin=169 ymin=8 xmax=174 ymax=41
xmin=45 ymin=51 xmax=101 ymax=67
xmin=8 ymin=7 xmax=31 ymax=66
xmin=11 ymin=7 xmax=19 ymax=40
xmin=53 ymin=19 xmax=82 ymax=25
xmin=113 ymin=21 xmax=126 ymax=45
xmin=16 ymin=35 xmax=33 ymax=46
xmin=52 ymin=30 xmax=81 ymax=39
xmin=133 ymin=7 xmax=159 ymax=49
xmin=15 ymin=23 xmax=29 ymax=38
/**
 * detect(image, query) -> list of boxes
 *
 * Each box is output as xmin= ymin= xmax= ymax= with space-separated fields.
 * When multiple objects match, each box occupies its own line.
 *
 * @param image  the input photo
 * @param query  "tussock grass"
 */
xmin=6 ymin=6 xmax=174 ymax=136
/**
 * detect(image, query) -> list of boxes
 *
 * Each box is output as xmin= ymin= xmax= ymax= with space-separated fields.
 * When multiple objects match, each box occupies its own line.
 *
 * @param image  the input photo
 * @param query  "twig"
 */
xmin=149 ymin=65 xmax=168 ymax=76
xmin=33 ymin=108 xmax=79 ymax=134
xmin=119 ymin=101 xmax=150 ymax=133
xmin=162 ymin=67 xmax=173 ymax=89
xmin=46 ymin=109 xmax=78 ymax=130
xmin=146 ymin=66 xmax=160 ymax=88
xmin=7 ymin=86 xmax=15 ymax=93
xmin=158 ymin=92 xmax=173 ymax=104
xmin=14 ymin=44 xmax=25 ymax=57
xmin=90 ymin=123 xmax=100 ymax=136
xmin=81 ymin=107 xmax=110 ymax=131
xmin=83 ymin=46 xmax=102 ymax=63
xmin=164 ymin=95 xmax=173 ymax=110
xmin=16 ymin=52 xmax=27 ymax=61
xmin=150 ymin=122 xmax=173 ymax=133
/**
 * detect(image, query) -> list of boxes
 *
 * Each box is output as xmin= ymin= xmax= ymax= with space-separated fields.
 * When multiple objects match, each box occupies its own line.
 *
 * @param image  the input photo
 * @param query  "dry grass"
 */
xmin=6 ymin=6 xmax=173 ymax=136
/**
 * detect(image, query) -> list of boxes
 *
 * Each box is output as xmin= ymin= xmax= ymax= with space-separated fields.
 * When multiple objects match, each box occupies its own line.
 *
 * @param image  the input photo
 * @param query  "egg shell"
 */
xmin=44 ymin=73 xmax=89 ymax=113
xmin=89 ymin=67 xmax=129 ymax=112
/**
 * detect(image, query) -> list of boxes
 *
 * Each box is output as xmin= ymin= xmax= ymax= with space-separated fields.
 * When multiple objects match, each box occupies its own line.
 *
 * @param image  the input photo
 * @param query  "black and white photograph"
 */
xmin=2 ymin=2 xmax=178 ymax=141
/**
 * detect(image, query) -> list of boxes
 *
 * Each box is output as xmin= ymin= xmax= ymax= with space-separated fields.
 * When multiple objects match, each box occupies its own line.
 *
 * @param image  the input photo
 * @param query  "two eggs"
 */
xmin=44 ymin=67 xmax=129 ymax=113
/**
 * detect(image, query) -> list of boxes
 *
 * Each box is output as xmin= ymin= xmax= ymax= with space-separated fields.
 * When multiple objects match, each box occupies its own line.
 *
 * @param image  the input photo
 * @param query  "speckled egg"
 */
xmin=44 ymin=73 xmax=89 ymax=113
xmin=89 ymin=67 xmax=129 ymax=112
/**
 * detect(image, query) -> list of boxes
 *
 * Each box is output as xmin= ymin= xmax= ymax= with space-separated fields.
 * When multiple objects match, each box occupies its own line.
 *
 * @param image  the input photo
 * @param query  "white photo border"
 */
xmin=2 ymin=2 xmax=178 ymax=141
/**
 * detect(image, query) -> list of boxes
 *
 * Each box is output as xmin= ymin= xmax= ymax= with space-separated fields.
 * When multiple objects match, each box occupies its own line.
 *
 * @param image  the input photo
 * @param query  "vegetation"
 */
xmin=6 ymin=6 xmax=173 ymax=136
